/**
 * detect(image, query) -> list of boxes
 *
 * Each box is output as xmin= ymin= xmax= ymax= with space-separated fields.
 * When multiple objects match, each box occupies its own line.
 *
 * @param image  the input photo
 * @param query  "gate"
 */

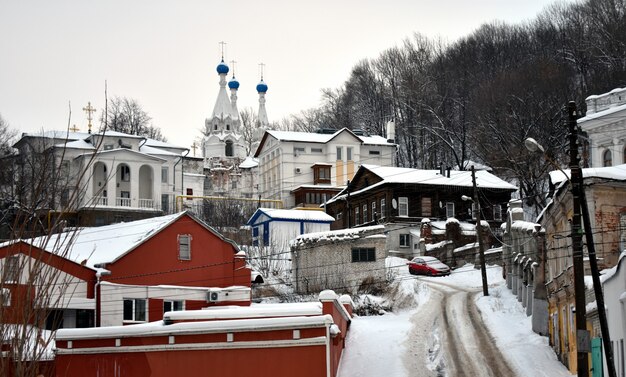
xmin=591 ymin=337 xmax=603 ymax=377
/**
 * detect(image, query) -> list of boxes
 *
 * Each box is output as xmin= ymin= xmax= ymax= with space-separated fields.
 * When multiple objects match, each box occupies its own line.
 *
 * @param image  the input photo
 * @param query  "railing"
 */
xmin=116 ymin=197 xmax=131 ymax=207
xmin=138 ymin=198 xmax=153 ymax=208
xmin=93 ymin=196 xmax=108 ymax=206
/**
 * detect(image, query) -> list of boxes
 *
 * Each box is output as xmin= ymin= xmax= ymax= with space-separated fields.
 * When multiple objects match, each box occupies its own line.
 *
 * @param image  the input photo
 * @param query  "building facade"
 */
xmin=579 ymin=87 xmax=626 ymax=168
xmin=254 ymin=128 xmax=396 ymax=209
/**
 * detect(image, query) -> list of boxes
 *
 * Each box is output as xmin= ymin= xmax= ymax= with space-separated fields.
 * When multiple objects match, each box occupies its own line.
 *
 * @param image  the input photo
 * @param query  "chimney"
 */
xmin=386 ymin=120 xmax=395 ymax=143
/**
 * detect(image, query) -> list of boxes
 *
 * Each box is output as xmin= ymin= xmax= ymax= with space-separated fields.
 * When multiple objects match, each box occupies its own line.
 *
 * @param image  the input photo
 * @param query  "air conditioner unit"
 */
xmin=206 ymin=287 xmax=251 ymax=303
xmin=207 ymin=289 xmax=222 ymax=302
xmin=295 ymin=168 xmax=302 ymax=174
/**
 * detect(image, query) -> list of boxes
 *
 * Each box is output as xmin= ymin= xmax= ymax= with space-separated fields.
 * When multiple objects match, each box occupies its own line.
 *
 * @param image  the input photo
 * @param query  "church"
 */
xmin=201 ymin=58 xmax=268 ymax=199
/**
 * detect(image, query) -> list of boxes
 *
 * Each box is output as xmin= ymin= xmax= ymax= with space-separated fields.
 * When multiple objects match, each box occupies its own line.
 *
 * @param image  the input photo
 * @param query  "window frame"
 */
xmin=346 ymin=147 xmax=353 ymax=161
xmin=336 ymin=147 xmax=343 ymax=161
xmin=398 ymin=197 xmax=408 ymax=217
xmin=351 ymin=248 xmax=376 ymax=262
xmin=4 ymin=255 xmax=19 ymax=283
xmin=163 ymin=300 xmax=184 ymax=313
xmin=120 ymin=165 xmax=131 ymax=182
xmin=178 ymin=234 xmax=192 ymax=261
xmin=161 ymin=166 xmax=168 ymax=183
xmin=399 ymin=234 xmax=410 ymax=248
xmin=355 ymin=206 xmax=360 ymax=225
xmin=446 ymin=202 xmax=455 ymax=218
xmin=380 ymin=198 xmax=386 ymax=219
xmin=123 ymin=298 xmax=147 ymax=322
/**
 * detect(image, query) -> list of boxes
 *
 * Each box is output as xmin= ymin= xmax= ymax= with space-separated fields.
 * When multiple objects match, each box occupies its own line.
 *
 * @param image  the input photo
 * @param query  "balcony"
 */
xmin=116 ymin=197 xmax=131 ymax=207
xmin=138 ymin=198 xmax=154 ymax=208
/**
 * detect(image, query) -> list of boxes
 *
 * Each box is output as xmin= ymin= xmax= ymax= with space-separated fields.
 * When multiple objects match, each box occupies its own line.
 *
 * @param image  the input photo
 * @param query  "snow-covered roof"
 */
xmin=239 ymin=156 xmax=259 ymax=169
xmin=578 ymin=102 xmax=626 ymax=124
xmin=143 ymin=138 xmax=186 ymax=150
xmin=56 ymin=139 xmax=96 ymax=150
xmin=248 ymin=208 xmax=335 ymax=224
xmin=20 ymin=130 xmax=90 ymax=141
xmin=92 ymin=130 xmax=145 ymax=139
xmin=293 ymin=225 xmax=385 ymax=246
xmin=56 ymin=314 xmax=334 ymax=341
xmin=548 ymin=164 xmax=626 ymax=185
xmin=21 ymin=213 xmax=186 ymax=269
xmin=139 ymin=144 xmax=180 ymax=156
xmin=165 ymin=302 xmax=323 ymax=321
xmin=265 ymin=128 xmax=395 ymax=146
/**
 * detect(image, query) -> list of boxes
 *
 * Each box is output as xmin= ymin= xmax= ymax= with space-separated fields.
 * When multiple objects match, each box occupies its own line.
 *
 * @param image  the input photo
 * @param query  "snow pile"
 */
xmin=292 ymin=225 xmax=384 ymax=246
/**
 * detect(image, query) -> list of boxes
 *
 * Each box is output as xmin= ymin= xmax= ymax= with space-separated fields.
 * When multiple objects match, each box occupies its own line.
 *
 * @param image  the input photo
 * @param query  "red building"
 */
xmin=55 ymin=290 xmax=353 ymax=377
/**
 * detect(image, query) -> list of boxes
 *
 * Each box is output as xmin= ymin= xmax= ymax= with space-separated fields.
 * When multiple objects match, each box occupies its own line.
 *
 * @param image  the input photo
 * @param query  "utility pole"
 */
xmin=576 ymin=134 xmax=617 ymax=376
xmin=568 ymin=101 xmax=589 ymax=377
xmin=471 ymin=166 xmax=489 ymax=296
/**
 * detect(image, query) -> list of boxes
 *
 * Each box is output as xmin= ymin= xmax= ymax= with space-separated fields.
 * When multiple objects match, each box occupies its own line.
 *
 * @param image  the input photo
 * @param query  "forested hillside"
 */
xmin=281 ymin=0 xmax=626 ymax=210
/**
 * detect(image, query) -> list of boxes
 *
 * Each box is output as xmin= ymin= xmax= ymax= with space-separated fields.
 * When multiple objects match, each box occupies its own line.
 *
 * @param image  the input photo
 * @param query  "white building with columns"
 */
xmin=579 ymin=87 xmax=626 ymax=167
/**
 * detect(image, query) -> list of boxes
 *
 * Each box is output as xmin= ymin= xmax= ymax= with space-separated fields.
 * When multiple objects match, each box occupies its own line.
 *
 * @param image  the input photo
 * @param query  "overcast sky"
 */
xmin=0 ymin=0 xmax=573 ymax=150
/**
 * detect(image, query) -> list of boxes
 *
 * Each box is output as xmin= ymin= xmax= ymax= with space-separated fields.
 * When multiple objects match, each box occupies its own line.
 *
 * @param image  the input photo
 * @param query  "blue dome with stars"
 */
xmin=228 ymin=77 xmax=240 ymax=89
xmin=256 ymin=80 xmax=268 ymax=93
xmin=216 ymin=61 xmax=229 ymax=74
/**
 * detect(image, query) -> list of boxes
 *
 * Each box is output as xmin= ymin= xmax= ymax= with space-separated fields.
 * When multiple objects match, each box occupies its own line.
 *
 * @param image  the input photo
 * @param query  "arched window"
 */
xmin=214 ymin=124 xmax=218 ymax=131
xmin=226 ymin=124 xmax=230 ymax=131
xmin=603 ymin=149 xmax=612 ymax=167
xmin=225 ymin=140 xmax=234 ymax=157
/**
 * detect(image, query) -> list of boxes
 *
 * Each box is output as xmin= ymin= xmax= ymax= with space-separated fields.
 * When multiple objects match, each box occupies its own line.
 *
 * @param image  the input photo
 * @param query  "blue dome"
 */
xmin=228 ymin=78 xmax=240 ymax=89
xmin=256 ymin=81 xmax=268 ymax=93
xmin=216 ymin=61 xmax=229 ymax=74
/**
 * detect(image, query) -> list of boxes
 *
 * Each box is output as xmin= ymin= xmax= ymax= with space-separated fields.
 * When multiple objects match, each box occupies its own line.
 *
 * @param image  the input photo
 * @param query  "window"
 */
xmin=178 ymin=235 xmax=191 ymax=260
xmin=421 ymin=197 xmax=432 ymax=217
xmin=363 ymin=204 xmax=368 ymax=223
xmin=380 ymin=198 xmax=386 ymax=219
xmin=225 ymin=140 xmax=234 ymax=157
xmin=351 ymin=248 xmax=376 ymax=262
xmin=399 ymin=234 xmax=410 ymax=248
xmin=493 ymin=205 xmax=502 ymax=221
xmin=603 ymin=149 xmax=612 ymax=167
xmin=355 ymin=207 xmax=360 ymax=225
xmin=446 ymin=202 xmax=455 ymax=218
xmin=336 ymin=147 xmax=343 ymax=161
xmin=231 ymin=180 xmax=237 ymax=189
xmin=164 ymin=300 xmax=184 ymax=313
xmin=371 ymin=201 xmax=376 ymax=220
xmin=123 ymin=298 xmax=146 ymax=322
xmin=161 ymin=194 xmax=169 ymax=213
xmin=1 ymin=288 xmax=10 ymax=306
xmin=311 ymin=148 xmax=323 ymax=153
xmin=294 ymin=147 xmax=305 ymax=156
xmin=368 ymin=150 xmax=380 ymax=155
xmin=347 ymin=147 xmax=353 ymax=161
xmin=399 ymin=197 xmax=408 ymax=217
xmin=313 ymin=165 xmax=331 ymax=184
xmin=120 ymin=165 xmax=130 ymax=181
xmin=186 ymin=188 xmax=193 ymax=200
xmin=4 ymin=255 xmax=19 ymax=283
xmin=226 ymin=124 xmax=230 ymax=131
xmin=161 ymin=167 xmax=168 ymax=183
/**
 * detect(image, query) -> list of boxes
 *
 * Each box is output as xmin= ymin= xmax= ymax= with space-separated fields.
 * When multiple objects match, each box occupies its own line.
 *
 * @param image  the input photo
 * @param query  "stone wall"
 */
xmin=291 ymin=226 xmax=387 ymax=294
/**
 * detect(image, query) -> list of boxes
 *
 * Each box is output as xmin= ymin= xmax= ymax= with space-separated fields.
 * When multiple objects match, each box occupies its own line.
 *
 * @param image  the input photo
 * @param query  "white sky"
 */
xmin=0 ymin=0 xmax=573 ymax=150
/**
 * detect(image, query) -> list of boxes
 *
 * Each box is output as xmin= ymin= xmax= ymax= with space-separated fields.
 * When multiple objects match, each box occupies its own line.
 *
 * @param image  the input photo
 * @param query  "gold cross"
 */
xmin=82 ymin=102 xmax=96 ymax=133
xmin=191 ymin=141 xmax=198 ymax=157
xmin=69 ymin=124 xmax=80 ymax=132
xmin=219 ymin=41 xmax=227 ymax=59
xmin=258 ymin=62 xmax=265 ymax=80
xmin=230 ymin=59 xmax=237 ymax=76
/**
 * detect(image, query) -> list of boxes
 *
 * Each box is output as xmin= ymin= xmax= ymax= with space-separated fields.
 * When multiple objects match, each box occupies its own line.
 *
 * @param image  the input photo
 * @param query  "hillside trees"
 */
xmin=302 ymin=0 xmax=626 ymax=211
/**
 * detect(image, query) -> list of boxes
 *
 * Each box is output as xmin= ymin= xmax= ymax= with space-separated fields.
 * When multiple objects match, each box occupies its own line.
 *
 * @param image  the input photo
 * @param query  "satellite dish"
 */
xmin=392 ymin=198 xmax=397 ymax=209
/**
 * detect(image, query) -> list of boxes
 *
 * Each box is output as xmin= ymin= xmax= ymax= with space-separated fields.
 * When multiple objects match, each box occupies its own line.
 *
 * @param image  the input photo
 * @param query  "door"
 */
xmin=591 ymin=337 xmax=603 ymax=377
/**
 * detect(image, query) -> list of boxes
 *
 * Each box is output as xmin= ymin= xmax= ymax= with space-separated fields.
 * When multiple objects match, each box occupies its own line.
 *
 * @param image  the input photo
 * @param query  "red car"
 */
xmin=407 ymin=256 xmax=451 ymax=276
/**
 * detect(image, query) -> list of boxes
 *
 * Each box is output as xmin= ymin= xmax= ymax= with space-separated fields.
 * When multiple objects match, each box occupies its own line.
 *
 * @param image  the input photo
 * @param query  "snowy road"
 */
xmin=338 ymin=263 xmax=573 ymax=377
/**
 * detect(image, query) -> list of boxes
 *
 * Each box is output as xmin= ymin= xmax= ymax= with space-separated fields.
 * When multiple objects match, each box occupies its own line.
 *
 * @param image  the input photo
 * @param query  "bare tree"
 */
xmin=100 ymin=96 xmax=166 ymax=141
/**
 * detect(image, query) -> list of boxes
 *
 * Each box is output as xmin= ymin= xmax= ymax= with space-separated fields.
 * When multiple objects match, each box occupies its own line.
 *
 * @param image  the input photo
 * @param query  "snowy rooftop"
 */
xmin=56 ymin=314 xmax=334 ymax=341
xmin=293 ymin=225 xmax=385 ymax=246
xmin=17 ymin=212 xmax=186 ymax=269
xmin=56 ymin=139 xmax=96 ymax=150
xmin=548 ymin=164 xmax=626 ymax=185
xmin=266 ymin=128 xmax=395 ymax=146
xmin=165 ymin=302 xmax=323 ymax=321
xmin=239 ymin=156 xmax=259 ymax=169
xmin=250 ymin=208 xmax=335 ymax=223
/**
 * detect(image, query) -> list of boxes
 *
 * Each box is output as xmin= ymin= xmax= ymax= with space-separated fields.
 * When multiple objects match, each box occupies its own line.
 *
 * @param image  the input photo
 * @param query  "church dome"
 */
xmin=256 ymin=80 xmax=268 ymax=93
xmin=216 ymin=61 xmax=229 ymax=74
xmin=228 ymin=77 xmax=240 ymax=89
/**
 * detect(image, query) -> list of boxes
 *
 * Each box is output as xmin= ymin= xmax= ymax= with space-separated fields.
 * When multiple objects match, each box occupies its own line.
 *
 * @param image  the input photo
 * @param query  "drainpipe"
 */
xmin=138 ymin=137 xmax=147 ymax=149
xmin=173 ymin=148 xmax=190 ymax=195
xmin=326 ymin=323 xmax=331 ymax=377
xmin=94 ymin=269 xmax=111 ymax=327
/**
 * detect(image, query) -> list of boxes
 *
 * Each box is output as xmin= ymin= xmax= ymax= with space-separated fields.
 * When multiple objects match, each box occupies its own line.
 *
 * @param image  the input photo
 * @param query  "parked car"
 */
xmin=407 ymin=256 xmax=451 ymax=276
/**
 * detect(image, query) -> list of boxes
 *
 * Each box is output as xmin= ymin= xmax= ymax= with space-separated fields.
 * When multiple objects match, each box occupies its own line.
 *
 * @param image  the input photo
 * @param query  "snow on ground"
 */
xmin=338 ymin=260 xmax=574 ymax=377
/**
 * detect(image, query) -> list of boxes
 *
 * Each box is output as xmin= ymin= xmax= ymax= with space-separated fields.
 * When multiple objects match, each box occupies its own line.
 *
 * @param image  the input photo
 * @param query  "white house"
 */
xmin=579 ymin=87 xmax=626 ymax=167
xmin=254 ymin=127 xmax=396 ymax=209
xmin=11 ymin=129 xmax=199 ymax=226
xmin=247 ymin=208 xmax=335 ymax=251
xmin=602 ymin=252 xmax=626 ymax=375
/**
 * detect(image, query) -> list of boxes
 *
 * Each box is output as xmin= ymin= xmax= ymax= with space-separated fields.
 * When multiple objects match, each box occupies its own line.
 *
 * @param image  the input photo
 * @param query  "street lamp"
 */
xmin=463 ymin=167 xmax=488 ymax=296
xmin=525 ymin=132 xmax=616 ymax=377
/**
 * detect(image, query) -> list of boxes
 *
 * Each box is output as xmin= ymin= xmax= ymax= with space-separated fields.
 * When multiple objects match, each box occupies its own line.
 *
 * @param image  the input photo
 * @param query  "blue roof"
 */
xmin=217 ymin=61 xmax=229 ymax=74
xmin=228 ymin=78 xmax=240 ymax=89
xmin=256 ymin=80 xmax=268 ymax=93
